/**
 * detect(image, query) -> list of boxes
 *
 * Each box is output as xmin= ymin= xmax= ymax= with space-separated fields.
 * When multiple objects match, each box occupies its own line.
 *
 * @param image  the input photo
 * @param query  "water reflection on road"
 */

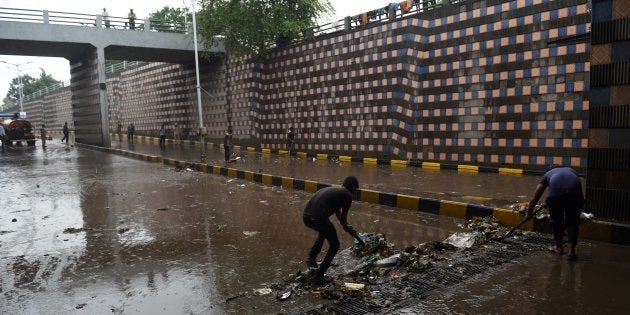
xmin=0 ymin=143 xmax=464 ymax=314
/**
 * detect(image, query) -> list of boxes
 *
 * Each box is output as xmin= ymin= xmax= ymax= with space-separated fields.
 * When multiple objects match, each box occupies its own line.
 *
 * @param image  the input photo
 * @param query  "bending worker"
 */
xmin=302 ymin=176 xmax=365 ymax=284
xmin=526 ymin=165 xmax=584 ymax=261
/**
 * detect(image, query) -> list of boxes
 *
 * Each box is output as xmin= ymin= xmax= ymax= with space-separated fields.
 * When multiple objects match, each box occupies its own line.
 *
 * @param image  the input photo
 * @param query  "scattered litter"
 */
xmin=276 ymin=291 xmax=292 ymax=301
xmin=343 ymin=282 xmax=365 ymax=290
xmin=75 ymin=303 xmax=87 ymax=309
xmin=243 ymin=231 xmax=260 ymax=237
xmin=376 ymin=254 xmax=401 ymax=267
xmin=254 ymin=288 xmax=272 ymax=295
xmin=581 ymin=212 xmax=595 ymax=220
xmin=443 ymin=232 xmax=481 ymax=249
xmin=217 ymin=224 xmax=227 ymax=232
xmin=225 ymin=292 xmax=246 ymax=302
xmin=259 ymin=200 xmax=269 ymax=206
xmin=156 ymin=208 xmax=169 ymax=211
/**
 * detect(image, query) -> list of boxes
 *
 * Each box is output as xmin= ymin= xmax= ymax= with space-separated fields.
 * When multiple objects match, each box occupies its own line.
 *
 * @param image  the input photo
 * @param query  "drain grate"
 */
xmin=395 ymin=273 xmax=440 ymax=297
xmin=321 ymin=299 xmax=378 ymax=315
xmin=416 ymin=268 xmax=467 ymax=286
xmin=293 ymin=236 xmax=550 ymax=314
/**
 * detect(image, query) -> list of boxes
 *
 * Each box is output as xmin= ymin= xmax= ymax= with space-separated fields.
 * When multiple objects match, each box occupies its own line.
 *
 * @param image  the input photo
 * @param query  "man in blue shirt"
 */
xmin=527 ymin=166 xmax=584 ymax=261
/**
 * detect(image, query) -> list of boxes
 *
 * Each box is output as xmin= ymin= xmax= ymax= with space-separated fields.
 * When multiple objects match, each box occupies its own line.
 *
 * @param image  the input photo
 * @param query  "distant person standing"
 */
xmin=40 ymin=124 xmax=48 ymax=148
xmin=102 ymin=8 xmax=110 ymax=28
xmin=287 ymin=126 xmax=295 ymax=155
xmin=173 ymin=123 xmax=182 ymax=144
xmin=116 ymin=120 xmax=122 ymax=141
xmin=0 ymin=124 xmax=5 ymax=147
xmin=61 ymin=122 xmax=69 ymax=144
xmin=127 ymin=123 xmax=135 ymax=143
xmin=128 ymin=9 xmax=136 ymax=30
xmin=224 ymin=125 xmax=233 ymax=162
xmin=159 ymin=124 xmax=166 ymax=146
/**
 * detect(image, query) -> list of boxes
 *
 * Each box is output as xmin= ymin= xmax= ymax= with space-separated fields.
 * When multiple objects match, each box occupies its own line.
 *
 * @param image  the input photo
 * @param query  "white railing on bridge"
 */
xmin=21 ymin=60 xmax=147 ymax=101
xmin=0 ymin=7 xmax=188 ymax=33
xmin=9 ymin=0 xmax=453 ymax=101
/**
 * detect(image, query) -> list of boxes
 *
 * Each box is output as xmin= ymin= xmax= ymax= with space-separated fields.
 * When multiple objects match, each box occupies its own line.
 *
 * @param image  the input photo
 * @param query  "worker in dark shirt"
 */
xmin=303 ymin=176 xmax=365 ymax=284
xmin=526 ymin=166 xmax=584 ymax=261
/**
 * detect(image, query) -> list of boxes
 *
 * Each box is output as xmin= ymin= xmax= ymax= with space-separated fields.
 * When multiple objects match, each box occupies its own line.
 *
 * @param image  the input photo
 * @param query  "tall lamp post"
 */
xmin=1 ymin=60 xmax=32 ymax=114
xmin=0 ymin=60 xmax=32 ymax=112
xmin=191 ymin=0 xmax=206 ymax=162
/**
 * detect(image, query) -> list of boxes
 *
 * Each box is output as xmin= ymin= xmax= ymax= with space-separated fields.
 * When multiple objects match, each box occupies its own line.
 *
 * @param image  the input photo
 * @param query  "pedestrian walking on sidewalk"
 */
xmin=0 ymin=124 xmax=5 ymax=147
xmin=159 ymin=124 xmax=166 ymax=146
xmin=302 ymin=176 xmax=365 ymax=285
xmin=287 ymin=126 xmax=295 ymax=155
xmin=116 ymin=120 xmax=122 ymax=141
xmin=173 ymin=123 xmax=182 ymax=144
xmin=224 ymin=125 xmax=233 ymax=162
xmin=127 ymin=123 xmax=135 ymax=143
xmin=61 ymin=122 xmax=69 ymax=144
xmin=526 ymin=165 xmax=584 ymax=261
xmin=40 ymin=124 xmax=47 ymax=148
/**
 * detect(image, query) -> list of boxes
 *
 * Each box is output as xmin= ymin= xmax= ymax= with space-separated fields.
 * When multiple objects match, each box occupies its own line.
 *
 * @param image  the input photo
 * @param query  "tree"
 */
xmin=149 ymin=6 xmax=191 ymax=32
xmin=196 ymin=0 xmax=333 ymax=57
xmin=4 ymin=69 xmax=61 ymax=101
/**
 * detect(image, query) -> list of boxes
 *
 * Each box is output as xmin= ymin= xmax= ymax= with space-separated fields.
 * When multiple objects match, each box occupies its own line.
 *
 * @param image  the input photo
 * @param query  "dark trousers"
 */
xmin=61 ymin=132 xmax=68 ymax=143
xmin=547 ymin=194 xmax=582 ymax=245
xmin=159 ymin=135 xmax=165 ymax=145
xmin=225 ymin=146 xmax=232 ymax=161
xmin=303 ymin=215 xmax=339 ymax=278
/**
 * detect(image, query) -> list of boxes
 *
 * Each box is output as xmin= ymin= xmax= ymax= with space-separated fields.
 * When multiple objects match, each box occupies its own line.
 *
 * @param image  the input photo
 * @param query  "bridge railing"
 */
xmin=0 ymin=7 xmax=188 ymax=33
xmin=21 ymin=61 xmax=148 ymax=102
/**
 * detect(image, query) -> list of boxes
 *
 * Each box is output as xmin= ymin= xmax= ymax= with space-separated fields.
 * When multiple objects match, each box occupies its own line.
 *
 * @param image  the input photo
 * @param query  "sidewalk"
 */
xmin=81 ymin=135 xmax=629 ymax=245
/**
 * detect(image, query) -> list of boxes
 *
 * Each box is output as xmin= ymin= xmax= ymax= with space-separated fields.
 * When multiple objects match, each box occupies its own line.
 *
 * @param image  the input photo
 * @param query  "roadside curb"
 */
xmin=82 ymin=142 xmax=630 ymax=246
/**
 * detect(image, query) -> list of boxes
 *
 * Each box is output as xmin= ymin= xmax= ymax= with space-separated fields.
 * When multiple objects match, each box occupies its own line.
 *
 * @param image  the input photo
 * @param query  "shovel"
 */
xmin=496 ymin=203 xmax=546 ymax=241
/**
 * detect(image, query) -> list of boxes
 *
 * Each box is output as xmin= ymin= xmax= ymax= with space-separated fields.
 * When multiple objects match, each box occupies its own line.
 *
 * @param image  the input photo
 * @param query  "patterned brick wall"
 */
xmin=587 ymin=0 xmax=630 ymax=222
xmin=14 ymin=0 xmax=591 ymax=174
xmin=256 ymin=0 xmax=591 ymax=172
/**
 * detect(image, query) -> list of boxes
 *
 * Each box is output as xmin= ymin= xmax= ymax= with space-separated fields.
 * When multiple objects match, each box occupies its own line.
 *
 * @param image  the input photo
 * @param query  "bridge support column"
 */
xmin=70 ymin=46 xmax=110 ymax=147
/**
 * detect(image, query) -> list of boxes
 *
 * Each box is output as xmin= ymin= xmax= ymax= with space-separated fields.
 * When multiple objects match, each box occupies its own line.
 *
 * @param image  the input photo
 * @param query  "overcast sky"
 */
xmin=0 ymin=0 xmax=393 ymax=104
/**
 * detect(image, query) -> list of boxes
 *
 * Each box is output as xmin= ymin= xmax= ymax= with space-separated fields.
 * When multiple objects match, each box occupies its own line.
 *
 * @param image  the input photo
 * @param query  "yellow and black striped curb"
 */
xmin=90 ymin=141 xmax=627 ymax=245
xmin=108 ymin=133 xmax=543 ymax=176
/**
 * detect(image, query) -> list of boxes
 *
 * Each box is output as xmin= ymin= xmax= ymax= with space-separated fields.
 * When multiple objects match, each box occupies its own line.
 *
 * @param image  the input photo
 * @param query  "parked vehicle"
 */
xmin=0 ymin=114 xmax=36 ymax=146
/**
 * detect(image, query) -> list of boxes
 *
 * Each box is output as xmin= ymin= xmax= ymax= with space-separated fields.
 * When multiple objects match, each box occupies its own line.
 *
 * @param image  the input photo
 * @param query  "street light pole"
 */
xmin=191 ymin=0 xmax=206 ymax=162
xmin=1 ymin=60 xmax=32 ymax=114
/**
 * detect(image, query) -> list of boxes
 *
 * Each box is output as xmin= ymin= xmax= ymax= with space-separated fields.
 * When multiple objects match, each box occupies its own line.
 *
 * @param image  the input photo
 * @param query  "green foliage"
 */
xmin=4 ymin=68 xmax=61 ymax=100
xmin=196 ymin=0 xmax=333 ymax=58
xmin=149 ymin=6 xmax=191 ymax=32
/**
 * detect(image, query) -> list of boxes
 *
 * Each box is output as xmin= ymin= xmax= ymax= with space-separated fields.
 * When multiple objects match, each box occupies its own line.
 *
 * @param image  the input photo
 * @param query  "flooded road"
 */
xmin=1 ymin=141 xmax=628 ymax=314
xmin=112 ymin=140 xmax=547 ymax=209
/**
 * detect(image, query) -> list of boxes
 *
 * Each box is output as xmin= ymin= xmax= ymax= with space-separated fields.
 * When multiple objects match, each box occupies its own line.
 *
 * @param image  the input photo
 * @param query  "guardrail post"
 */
xmin=144 ymin=18 xmax=150 ymax=32
xmin=96 ymin=15 xmax=102 ymax=28
xmin=43 ymin=10 xmax=49 ymax=24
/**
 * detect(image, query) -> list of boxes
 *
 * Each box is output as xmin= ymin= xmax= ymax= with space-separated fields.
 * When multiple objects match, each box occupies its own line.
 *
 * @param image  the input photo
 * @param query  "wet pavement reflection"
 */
xmin=1 ymin=141 xmax=628 ymax=314
xmin=111 ymin=139 xmax=549 ymax=209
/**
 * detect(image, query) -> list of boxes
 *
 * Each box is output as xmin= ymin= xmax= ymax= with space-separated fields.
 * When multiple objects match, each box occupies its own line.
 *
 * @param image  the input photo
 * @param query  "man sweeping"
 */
xmin=302 ymin=176 xmax=365 ymax=284
xmin=526 ymin=165 xmax=584 ymax=261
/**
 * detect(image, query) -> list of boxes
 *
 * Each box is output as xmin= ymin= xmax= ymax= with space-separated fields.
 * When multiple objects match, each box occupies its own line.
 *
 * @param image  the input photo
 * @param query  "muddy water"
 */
xmin=113 ymin=141 xmax=550 ymax=209
xmin=1 ymin=143 xmax=465 ymax=314
xmin=403 ymin=241 xmax=630 ymax=315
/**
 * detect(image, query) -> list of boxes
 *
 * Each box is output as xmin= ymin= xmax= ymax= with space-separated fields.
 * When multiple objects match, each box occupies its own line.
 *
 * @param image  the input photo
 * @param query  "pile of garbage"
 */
xmin=246 ymin=210 xmax=552 ymax=307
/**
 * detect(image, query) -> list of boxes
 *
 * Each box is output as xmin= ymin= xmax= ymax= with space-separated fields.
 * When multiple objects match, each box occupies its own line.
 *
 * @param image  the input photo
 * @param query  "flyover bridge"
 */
xmin=0 ymin=7 xmax=224 ymax=146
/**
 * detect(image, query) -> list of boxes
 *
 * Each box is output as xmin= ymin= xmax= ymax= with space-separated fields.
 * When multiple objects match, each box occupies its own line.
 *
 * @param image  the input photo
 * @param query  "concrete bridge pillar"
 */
xmin=69 ymin=45 xmax=110 ymax=147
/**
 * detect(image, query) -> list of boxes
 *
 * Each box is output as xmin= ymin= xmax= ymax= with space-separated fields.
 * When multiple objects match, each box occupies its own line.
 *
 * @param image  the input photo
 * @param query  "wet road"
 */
xmin=2 ymin=140 xmax=629 ymax=314
xmin=110 ymin=139 xmax=548 ymax=210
